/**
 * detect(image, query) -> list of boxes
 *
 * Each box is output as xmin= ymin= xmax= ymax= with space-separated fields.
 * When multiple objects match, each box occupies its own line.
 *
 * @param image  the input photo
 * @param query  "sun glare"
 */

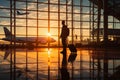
xmin=47 ymin=33 xmax=51 ymax=37
xmin=48 ymin=49 xmax=51 ymax=57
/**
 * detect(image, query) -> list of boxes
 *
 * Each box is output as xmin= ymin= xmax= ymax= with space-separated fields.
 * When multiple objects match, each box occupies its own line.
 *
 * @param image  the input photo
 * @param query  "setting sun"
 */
xmin=47 ymin=33 xmax=51 ymax=37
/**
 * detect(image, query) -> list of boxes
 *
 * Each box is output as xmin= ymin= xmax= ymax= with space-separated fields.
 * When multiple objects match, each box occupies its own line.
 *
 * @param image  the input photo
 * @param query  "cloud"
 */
xmin=50 ymin=0 xmax=58 ymax=3
xmin=0 ymin=21 xmax=9 ymax=25
xmin=0 ymin=0 xmax=91 ymax=38
xmin=0 ymin=5 xmax=4 ymax=8
xmin=67 ymin=0 xmax=72 ymax=4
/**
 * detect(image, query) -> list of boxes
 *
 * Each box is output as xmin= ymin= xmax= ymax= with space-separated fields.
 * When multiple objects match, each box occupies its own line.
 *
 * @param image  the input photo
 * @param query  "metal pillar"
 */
xmin=13 ymin=0 xmax=16 ymax=80
xmin=97 ymin=0 xmax=102 ymax=42
xmin=103 ymin=0 xmax=108 ymax=80
xmin=10 ymin=0 xmax=13 ymax=79
xmin=92 ymin=0 xmax=95 ymax=41
xmin=66 ymin=0 xmax=68 ymax=25
xmin=80 ymin=0 xmax=83 ymax=42
xmin=103 ymin=0 xmax=108 ymax=42
xmin=25 ymin=0 xmax=28 ymax=80
xmin=48 ymin=0 xmax=50 ymax=80
xmin=58 ymin=0 xmax=61 ymax=79
xmin=71 ymin=0 xmax=74 ymax=44
xmin=36 ymin=0 xmax=39 ymax=79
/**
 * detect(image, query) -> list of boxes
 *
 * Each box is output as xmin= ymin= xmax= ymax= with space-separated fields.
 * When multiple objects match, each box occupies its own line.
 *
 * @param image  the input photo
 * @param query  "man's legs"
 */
xmin=61 ymin=38 xmax=67 ymax=53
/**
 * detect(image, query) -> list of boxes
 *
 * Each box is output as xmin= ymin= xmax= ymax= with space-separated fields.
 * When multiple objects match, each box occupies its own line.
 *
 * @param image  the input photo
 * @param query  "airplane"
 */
xmin=2 ymin=27 xmax=56 ymax=46
xmin=17 ymin=11 xmax=30 ymax=15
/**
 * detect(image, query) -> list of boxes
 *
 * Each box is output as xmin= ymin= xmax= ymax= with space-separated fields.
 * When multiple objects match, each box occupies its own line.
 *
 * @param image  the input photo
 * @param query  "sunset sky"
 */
xmin=0 ymin=0 xmax=119 ymax=42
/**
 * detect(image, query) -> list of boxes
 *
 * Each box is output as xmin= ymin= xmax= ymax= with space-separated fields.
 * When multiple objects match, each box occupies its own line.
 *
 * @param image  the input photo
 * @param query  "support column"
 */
xmin=103 ymin=0 xmax=108 ymax=42
xmin=103 ymin=0 xmax=108 ymax=80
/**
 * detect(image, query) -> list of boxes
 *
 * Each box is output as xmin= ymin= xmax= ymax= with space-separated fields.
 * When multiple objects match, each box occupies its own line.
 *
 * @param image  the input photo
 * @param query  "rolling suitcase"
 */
xmin=68 ymin=44 xmax=77 ymax=52
xmin=68 ymin=44 xmax=77 ymax=63
xmin=68 ymin=53 xmax=77 ymax=63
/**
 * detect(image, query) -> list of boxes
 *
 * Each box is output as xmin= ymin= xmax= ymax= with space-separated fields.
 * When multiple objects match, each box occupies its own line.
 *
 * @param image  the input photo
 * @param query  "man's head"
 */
xmin=62 ymin=20 xmax=65 ymax=25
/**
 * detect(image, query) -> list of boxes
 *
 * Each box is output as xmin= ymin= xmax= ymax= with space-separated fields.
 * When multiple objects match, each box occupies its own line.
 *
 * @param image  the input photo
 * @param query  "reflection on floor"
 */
xmin=0 ymin=47 xmax=120 ymax=80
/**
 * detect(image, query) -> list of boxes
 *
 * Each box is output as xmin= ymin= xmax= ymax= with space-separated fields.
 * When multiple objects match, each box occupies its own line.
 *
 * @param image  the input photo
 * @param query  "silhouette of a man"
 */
xmin=60 ymin=20 xmax=69 ymax=53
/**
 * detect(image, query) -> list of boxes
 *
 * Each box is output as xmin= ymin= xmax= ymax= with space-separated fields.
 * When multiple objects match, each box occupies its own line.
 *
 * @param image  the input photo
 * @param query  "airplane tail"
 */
xmin=3 ymin=27 xmax=15 ymax=38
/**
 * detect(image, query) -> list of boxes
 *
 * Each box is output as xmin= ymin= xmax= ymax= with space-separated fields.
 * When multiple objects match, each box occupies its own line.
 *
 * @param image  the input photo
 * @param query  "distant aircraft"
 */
xmin=17 ymin=11 xmax=30 ymax=15
xmin=2 ymin=27 xmax=56 ymax=46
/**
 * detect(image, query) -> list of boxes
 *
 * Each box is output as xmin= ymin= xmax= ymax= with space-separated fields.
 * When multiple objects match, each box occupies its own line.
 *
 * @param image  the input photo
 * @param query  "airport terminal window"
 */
xmin=0 ymin=0 xmax=120 ymax=80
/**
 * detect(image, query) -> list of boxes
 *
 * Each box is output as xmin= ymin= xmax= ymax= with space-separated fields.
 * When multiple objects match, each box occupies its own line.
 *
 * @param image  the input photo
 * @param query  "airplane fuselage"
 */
xmin=2 ymin=36 xmax=56 ymax=44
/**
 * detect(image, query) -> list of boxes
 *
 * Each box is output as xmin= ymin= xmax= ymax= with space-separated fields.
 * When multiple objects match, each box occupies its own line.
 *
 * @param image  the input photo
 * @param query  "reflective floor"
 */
xmin=0 ymin=48 xmax=120 ymax=80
